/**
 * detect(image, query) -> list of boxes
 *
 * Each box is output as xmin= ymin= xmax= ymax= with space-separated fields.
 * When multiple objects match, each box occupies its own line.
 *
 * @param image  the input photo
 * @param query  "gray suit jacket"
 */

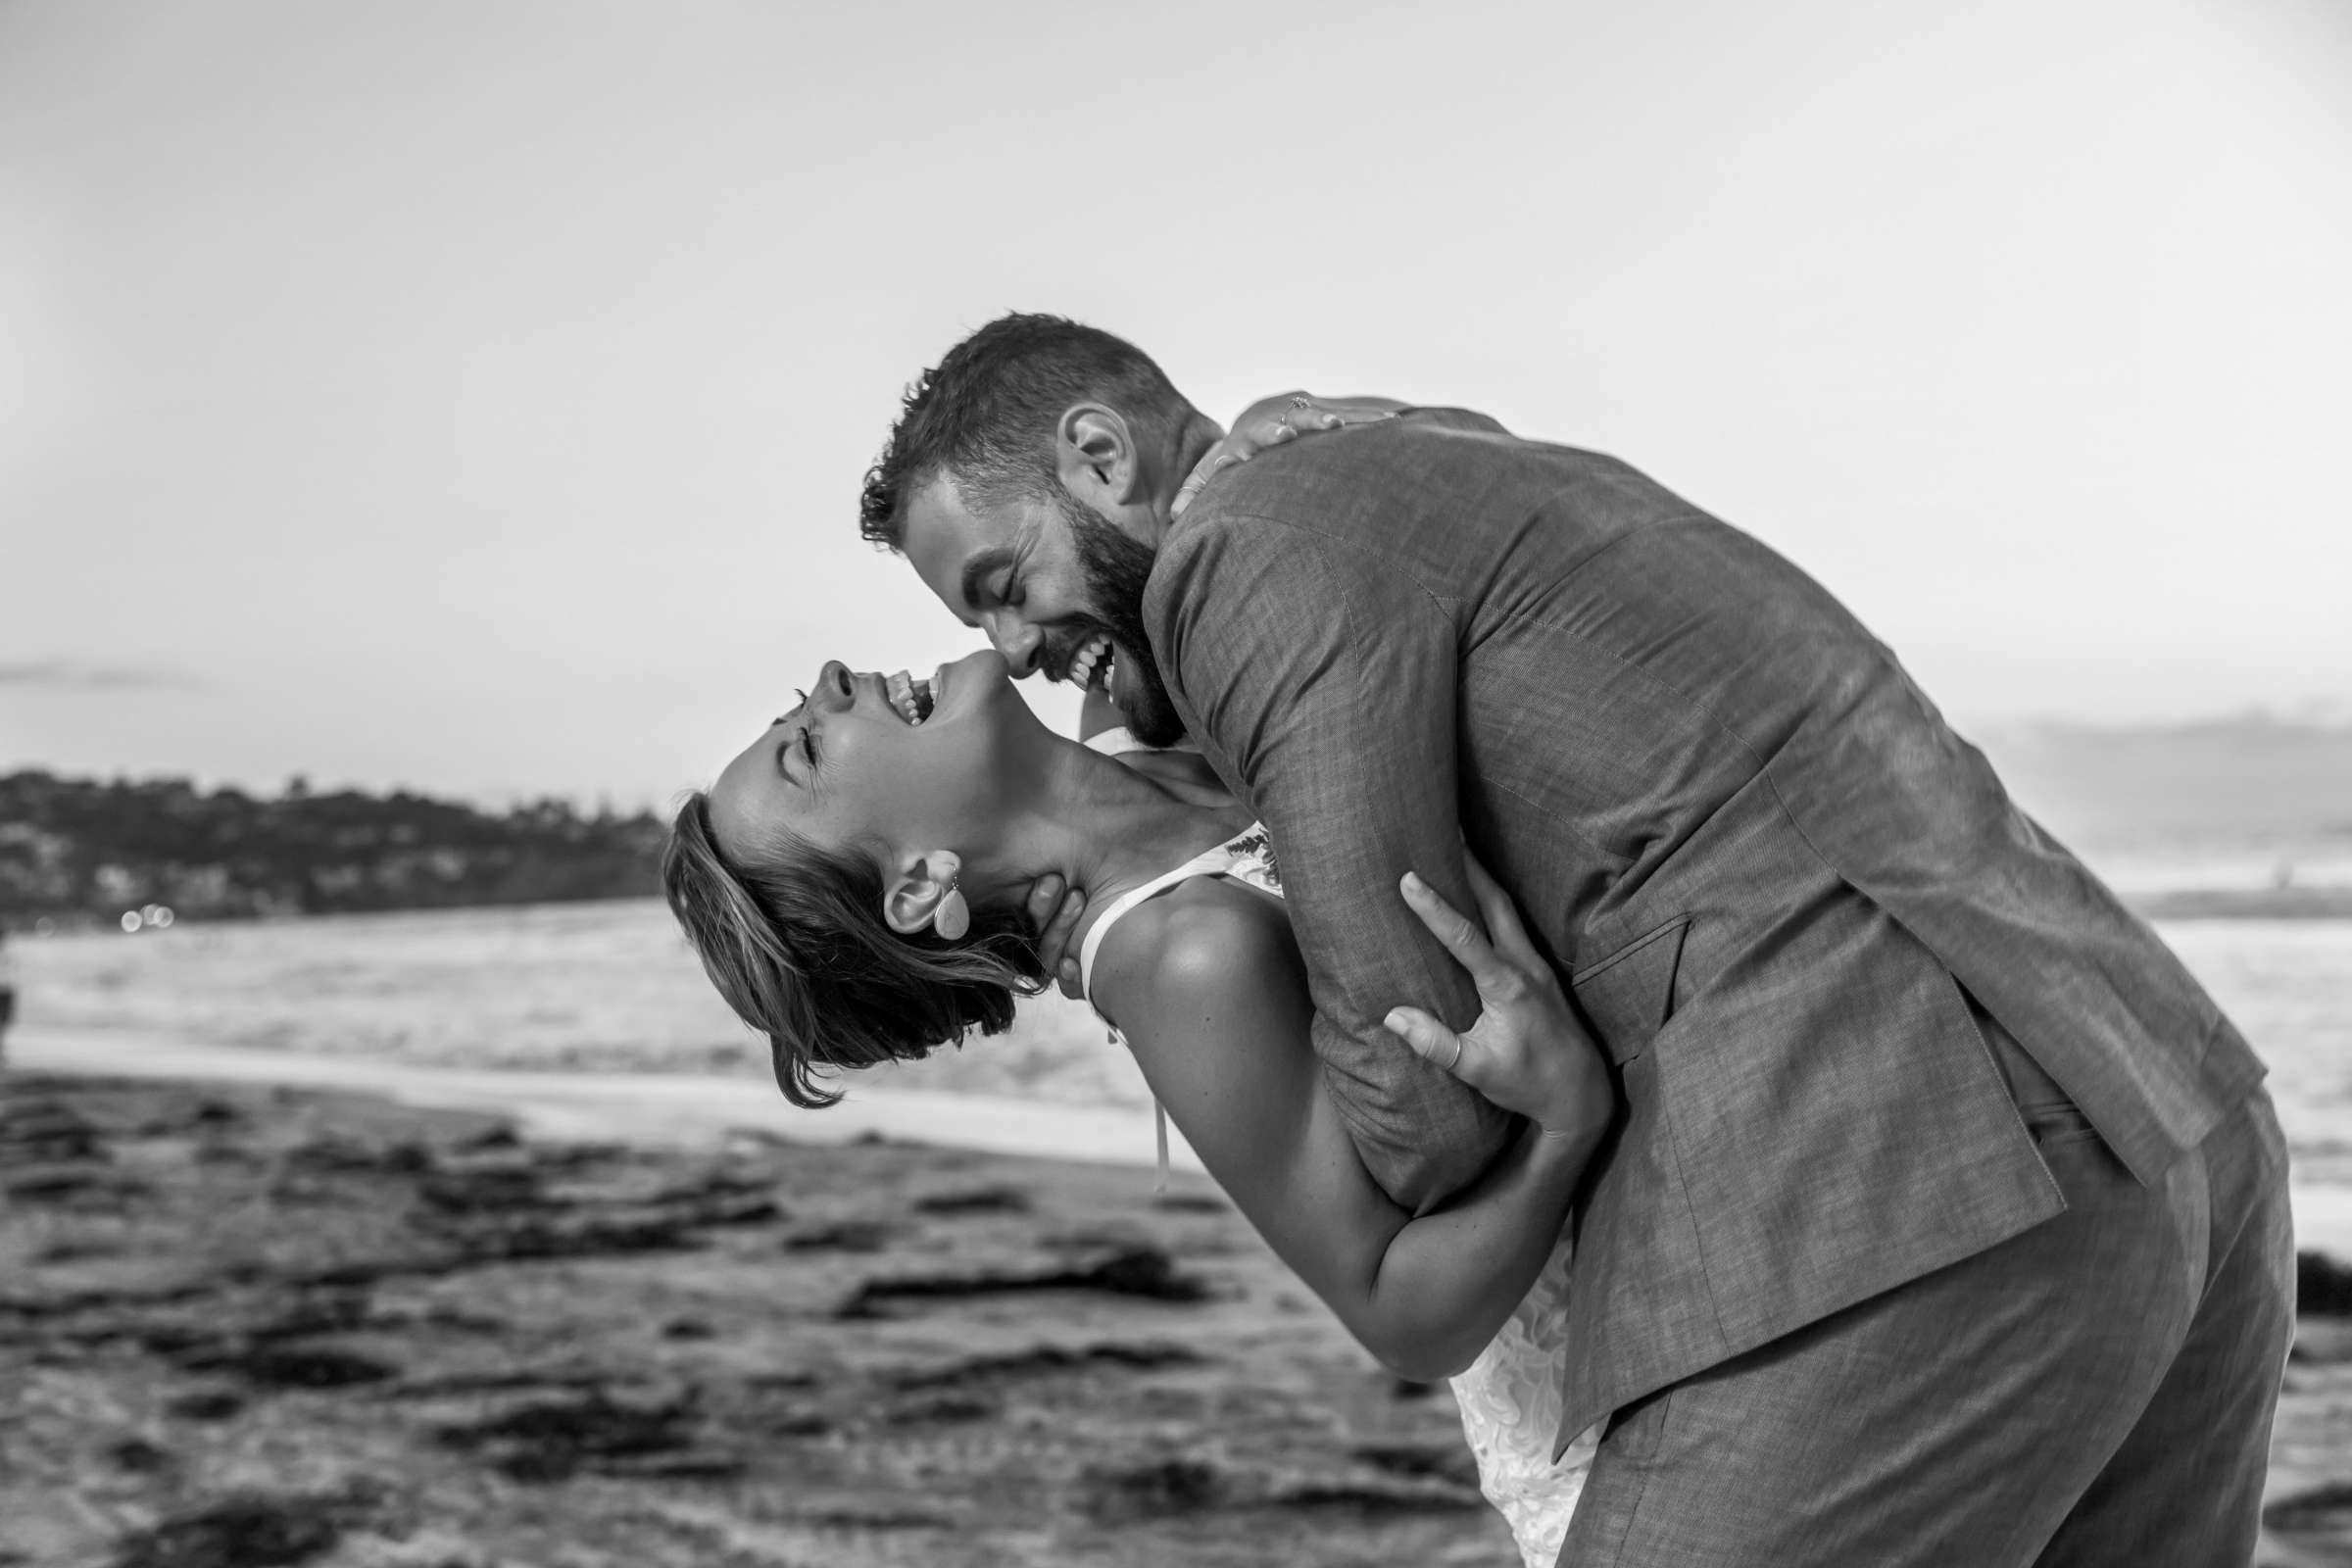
xmin=1145 ymin=409 xmax=2266 ymax=1449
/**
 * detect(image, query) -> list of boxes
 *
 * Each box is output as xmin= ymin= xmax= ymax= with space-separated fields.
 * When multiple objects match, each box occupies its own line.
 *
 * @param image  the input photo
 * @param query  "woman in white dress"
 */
xmin=662 ymin=636 xmax=1608 ymax=1564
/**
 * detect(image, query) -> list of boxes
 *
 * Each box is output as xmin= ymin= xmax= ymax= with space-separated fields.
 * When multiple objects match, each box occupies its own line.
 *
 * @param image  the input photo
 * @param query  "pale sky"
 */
xmin=3 ymin=0 xmax=2347 ymax=805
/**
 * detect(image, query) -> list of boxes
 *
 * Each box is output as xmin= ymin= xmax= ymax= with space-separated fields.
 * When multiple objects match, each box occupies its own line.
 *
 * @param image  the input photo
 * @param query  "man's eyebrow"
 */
xmin=957 ymin=547 xmax=1015 ymax=614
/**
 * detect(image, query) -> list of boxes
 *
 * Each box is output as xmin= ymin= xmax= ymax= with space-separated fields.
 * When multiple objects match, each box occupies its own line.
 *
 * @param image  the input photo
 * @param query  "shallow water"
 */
xmin=9 ymin=899 xmax=1136 ymax=1102
xmin=13 ymin=899 xmax=2350 ymax=1226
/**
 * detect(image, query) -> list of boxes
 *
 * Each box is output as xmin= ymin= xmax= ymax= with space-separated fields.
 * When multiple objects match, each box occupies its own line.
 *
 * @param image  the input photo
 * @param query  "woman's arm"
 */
xmin=1092 ymin=865 xmax=1613 ymax=1382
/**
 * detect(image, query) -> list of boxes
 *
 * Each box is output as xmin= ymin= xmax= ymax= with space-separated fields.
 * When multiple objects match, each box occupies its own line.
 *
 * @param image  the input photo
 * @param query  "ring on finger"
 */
xmin=1444 ymin=1035 xmax=1464 ymax=1072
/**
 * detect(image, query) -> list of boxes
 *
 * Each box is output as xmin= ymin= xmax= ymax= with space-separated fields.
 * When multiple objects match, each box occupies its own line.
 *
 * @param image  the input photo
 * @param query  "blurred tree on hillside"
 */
xmin=0 ymin=771 xmax=665 ymax=929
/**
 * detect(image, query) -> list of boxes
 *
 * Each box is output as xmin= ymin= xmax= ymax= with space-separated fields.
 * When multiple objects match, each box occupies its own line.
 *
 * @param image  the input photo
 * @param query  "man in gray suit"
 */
xmin=860 ymin=314 xmax=2293 ymax=1564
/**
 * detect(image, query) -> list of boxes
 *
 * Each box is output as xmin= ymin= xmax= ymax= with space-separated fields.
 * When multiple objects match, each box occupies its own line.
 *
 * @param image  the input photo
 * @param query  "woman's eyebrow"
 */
xmin=771 ymin=694 xmax=808 ymax=730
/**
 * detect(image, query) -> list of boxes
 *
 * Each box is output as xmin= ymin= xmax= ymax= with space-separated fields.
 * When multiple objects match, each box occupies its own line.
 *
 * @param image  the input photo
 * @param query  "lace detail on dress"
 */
xmin=1447 ymin=1220 xmax=1597 ymax=1567
xmin=1076 ymin=824 xmax=1283 ymax=1001
xmin=1219 ymin=826 xmax=1280 ymax=891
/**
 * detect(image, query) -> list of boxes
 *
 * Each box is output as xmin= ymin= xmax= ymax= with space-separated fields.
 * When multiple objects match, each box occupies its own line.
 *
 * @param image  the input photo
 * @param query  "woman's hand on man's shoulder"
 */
xmin=1172 ymin=392 xmax=1411 ymax=518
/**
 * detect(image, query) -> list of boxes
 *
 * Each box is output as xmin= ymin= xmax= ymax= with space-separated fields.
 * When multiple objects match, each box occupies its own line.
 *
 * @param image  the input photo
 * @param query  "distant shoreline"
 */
xmin=2129 ymin=887 xmax=2352 ymax=921
xmin=14 ymin=885 xmax=2352 ymax=938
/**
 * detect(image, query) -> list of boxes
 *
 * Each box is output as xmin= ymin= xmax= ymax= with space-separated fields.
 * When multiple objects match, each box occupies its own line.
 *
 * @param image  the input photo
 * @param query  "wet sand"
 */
xmin=1 ymin=1071 xmax=1518 ymax=1567
xmin=3 ymin=1070 xmax=2347 ymax=1567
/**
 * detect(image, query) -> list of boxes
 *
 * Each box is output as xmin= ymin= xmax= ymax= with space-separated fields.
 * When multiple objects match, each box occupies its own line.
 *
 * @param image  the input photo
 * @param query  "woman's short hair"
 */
xmin=662 ymin=792 xmax=1044 ymax=1108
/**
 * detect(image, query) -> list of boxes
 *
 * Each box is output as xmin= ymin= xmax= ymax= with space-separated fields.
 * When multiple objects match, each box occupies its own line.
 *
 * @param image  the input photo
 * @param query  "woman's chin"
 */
xmin=930 ymin=648 xmax=1041 ymax=744
xmin=934 ymin=649 xmax=1010 ymax=714
xmin=949 ymin=649 xmax=1010 ymax=683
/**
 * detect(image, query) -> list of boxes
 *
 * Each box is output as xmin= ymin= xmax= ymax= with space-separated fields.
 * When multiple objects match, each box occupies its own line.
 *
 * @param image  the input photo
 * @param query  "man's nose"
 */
xmin=982 ymin=613 xmax=1045 ymax=678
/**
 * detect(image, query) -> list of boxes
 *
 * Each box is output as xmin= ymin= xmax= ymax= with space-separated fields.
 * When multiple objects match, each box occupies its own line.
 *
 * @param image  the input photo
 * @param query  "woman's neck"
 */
xmin=1025 ymin=745 xmax=1251 ymax=967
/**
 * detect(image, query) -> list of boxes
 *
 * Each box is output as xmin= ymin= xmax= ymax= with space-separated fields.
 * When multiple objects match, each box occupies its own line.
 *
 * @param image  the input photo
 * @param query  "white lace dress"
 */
xmin=1075 ymin=818 xmax=1595 ymax=1566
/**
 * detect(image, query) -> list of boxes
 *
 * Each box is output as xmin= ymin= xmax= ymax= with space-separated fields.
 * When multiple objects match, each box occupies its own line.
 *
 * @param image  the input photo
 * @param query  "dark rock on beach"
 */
xmin=2260 ymin=1250 xmax=2352 ymax=1568
xmin=2299 ymin=1250 xmax=2352 ymax=1319
xmin=834 ymin=1244 xmax=1213 ymax=1319
xmin=430 ymin=1387 xmax=717 ymax=1483
xmin=106 ymin=1489 xmax=372 ymax=1568
xmin=912 ymin=1182 xmax=1036 ymax=1215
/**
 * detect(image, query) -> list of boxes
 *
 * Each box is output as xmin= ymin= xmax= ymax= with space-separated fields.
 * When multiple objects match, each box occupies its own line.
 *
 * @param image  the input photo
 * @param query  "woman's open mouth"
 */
xmin=885 ymin=668 xmax=938 ymax=726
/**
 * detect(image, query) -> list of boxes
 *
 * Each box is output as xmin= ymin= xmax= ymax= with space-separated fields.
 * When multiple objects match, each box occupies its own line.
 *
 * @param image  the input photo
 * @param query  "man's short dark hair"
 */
xmin=859 ymin=313 xmax=1193 ymax=549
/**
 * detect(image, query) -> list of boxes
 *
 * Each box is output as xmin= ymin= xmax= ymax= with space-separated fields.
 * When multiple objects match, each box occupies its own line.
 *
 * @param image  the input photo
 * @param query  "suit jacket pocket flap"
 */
xmin=1571 ymin=916 xmax=1690 ymax=1064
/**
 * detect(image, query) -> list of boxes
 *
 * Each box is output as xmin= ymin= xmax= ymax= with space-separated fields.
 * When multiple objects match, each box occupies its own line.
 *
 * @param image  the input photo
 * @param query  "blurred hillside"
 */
xmin=1978 ymin=714 xmax=2352 ymax=855
xmin=3 ymin=714 xmax=2345 ymax=932
xmin=1974 ymin=715 xmax=2352 ymax=916
xmin=0 ymin=772 xmax=664 ymax=929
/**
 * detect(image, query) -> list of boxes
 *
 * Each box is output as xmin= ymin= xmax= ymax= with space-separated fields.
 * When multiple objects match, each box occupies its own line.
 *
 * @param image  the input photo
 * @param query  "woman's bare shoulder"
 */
xmin=1092 ymin=879 xmax=1298 ymax=1026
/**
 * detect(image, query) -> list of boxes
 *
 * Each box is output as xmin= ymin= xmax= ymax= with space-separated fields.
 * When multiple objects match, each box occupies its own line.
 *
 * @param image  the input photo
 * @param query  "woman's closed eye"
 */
xmin=773 ymin=721 xmax=819 ymax=784
xmin=775 ymin=690 xmax=817 ymax=781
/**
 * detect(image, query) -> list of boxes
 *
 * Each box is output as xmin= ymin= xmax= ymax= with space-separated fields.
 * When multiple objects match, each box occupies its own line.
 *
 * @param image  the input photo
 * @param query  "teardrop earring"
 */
xmin=933 ymin=877 xmax=970 ymax=941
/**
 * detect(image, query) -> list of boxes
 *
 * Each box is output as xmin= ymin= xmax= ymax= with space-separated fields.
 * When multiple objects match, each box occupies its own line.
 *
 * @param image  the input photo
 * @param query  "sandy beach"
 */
xmin=2 ymin=1066 xmax=1527 ymax=1568
xmin=3 ymin=1054 xmax=2348 ymax=1568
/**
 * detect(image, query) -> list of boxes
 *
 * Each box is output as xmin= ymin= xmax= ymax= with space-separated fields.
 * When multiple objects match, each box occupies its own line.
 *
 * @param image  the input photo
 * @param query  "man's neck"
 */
xmin=1175 ymin=413 xmax=1222 ymax=476
xmin=1148 ymin=412 xmax=1226 ymax=544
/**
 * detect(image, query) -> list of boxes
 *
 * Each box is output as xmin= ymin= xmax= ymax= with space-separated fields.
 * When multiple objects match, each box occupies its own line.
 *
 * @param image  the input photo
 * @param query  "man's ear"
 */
xmin=883 ymin=850 xmax=963 ymax=936
xmin=1056 ymin=405 xmax=1144 ymax=505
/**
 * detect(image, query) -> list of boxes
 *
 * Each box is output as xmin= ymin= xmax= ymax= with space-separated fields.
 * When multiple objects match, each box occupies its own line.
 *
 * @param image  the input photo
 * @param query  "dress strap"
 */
xmin=1073 ymin=823 xmax=1272 ymax=1197
xmin=1084 ymin=726 xmax=1201 ymax=759
xmin=1077 ymin=829 xmax=1256 ymax=1000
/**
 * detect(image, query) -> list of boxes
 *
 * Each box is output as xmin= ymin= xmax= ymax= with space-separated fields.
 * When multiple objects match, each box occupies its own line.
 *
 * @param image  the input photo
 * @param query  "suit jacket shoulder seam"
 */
xmin=1154 ymin=507 xmax=1463 ymax=629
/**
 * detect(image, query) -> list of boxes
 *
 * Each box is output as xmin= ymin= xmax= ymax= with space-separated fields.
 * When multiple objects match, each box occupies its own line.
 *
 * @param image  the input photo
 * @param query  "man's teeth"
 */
xmin=885 ymin=670 xmax=934 ymax=726
xmin=1068 ymin=634 xmax=1116 ymax=692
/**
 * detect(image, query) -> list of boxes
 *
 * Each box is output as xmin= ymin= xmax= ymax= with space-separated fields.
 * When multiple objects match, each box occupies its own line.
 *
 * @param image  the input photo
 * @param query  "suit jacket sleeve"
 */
xmin=1149 ymin=508 xmax=1519 ymax=1212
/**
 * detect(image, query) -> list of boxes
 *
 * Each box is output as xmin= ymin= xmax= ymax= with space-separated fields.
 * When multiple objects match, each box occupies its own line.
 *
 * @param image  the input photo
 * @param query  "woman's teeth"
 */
xmin=1067 ymin=634 xmax=1117 ymax=693
xmin=885 ymin=670 xmax=935 ymax=726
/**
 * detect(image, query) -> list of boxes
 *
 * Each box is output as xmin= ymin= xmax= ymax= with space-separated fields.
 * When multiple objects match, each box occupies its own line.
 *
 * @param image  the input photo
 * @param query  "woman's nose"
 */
xmin=811 ymin=661 xmax=855 ymax=710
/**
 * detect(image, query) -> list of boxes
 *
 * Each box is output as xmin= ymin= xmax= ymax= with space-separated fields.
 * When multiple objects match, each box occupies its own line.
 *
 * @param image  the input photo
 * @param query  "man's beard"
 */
xmin=1055 ymin=482 xmax=1188 ymax=748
